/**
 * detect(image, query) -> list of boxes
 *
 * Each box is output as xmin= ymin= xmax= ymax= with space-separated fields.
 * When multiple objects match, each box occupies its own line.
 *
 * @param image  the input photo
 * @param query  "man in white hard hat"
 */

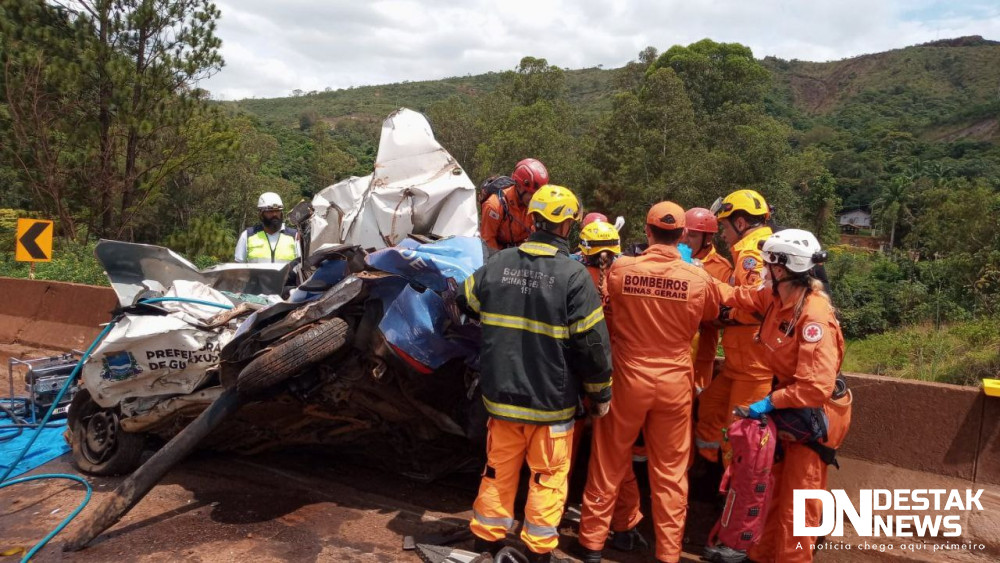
xmin=234 ymin=192 xmax=300 ymax=263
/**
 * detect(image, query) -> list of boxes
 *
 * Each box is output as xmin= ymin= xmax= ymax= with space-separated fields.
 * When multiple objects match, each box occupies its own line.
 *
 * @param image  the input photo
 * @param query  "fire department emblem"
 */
xmin=802 ymin=322 xmax=824 ymax=343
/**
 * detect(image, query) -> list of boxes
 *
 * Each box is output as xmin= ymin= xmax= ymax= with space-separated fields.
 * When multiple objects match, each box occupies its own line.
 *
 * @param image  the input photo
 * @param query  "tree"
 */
xmin=70 ymin=0 xmax=226 ymax=239
xmin=308 ymin=120 xmax=357 ymax=192
xmin=0 ymin=0 xmax=92 ymax=238
xmin=872 ymin=174 xmax=914 ymax=251
xmin=587 ymin=64 xmax=704 ymax=241
xmin=652 ymin=39 xmax=771 ymax=116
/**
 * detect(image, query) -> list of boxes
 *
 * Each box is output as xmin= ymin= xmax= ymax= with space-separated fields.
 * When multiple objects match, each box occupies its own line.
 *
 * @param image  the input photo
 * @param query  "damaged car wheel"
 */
xmin=68 ymin=389 xmax=146 ymax=476
xmin=237 ymin=317 xmax=350 ymax=397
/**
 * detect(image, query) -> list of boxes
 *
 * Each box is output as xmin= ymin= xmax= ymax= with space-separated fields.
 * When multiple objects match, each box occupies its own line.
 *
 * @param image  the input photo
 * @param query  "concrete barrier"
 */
xmin=0 ymin=277 xmax=116 ymax=351
xmin=840 ymin=373 xmax=984 ymax=481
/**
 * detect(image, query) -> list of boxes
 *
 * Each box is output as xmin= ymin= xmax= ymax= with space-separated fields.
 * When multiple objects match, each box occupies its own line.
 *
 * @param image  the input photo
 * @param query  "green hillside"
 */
xmin=232 ymin=36 xmax=1000 ymax=143
xmin=229 ymin=67 xmax=617 ymax=129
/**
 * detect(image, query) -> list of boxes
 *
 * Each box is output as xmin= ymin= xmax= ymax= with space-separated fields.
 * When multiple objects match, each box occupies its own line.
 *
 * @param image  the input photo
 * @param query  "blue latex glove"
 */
xmin=678 ymin=243 xmax=693 ymax=263
xmin=747 ymin=396 xmax=774 ymax=419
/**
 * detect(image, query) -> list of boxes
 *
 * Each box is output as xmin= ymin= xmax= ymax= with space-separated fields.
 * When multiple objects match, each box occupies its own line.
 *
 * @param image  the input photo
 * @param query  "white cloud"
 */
xmin=199 ymin=0 xmax=1000 ymax=100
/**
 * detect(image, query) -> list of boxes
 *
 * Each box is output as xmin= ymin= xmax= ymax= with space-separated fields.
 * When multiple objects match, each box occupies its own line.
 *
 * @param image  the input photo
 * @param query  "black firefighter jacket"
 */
xmin=460 ymin=231 xmax=613 ymax=425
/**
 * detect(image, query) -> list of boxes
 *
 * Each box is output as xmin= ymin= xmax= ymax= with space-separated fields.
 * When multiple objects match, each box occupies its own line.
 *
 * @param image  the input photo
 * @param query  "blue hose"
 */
xmin=1 ymin=296 xmax=233 ymax=560
xmin=0 ymin=320 xmax=116 ymax=483
xmin=139 ymin=296 xmax=234 ymax=310
xmin=0 ymin=474 xmax=92 ymax=562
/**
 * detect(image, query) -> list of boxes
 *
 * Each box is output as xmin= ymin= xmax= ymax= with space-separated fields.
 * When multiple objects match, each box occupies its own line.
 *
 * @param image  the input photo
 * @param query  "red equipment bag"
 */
xmin=704 ymin=416 xmax=777 ymax=560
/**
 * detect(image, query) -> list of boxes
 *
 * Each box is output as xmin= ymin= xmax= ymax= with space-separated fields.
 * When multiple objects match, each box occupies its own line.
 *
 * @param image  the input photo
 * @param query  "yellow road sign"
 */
xmin=15 ymin=218 xmax=53 ymax=262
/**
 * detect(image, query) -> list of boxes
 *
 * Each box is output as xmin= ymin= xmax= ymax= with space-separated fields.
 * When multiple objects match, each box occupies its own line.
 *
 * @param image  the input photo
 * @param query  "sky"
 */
xmin=199 ymin=0 xmax=1000 ymax=101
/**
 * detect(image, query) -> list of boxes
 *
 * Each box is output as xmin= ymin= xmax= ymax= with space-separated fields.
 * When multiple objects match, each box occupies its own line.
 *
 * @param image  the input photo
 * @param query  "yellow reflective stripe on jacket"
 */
xmin=463 ymin=276 xmax=481 ymax=313
xmin=483 ymin=396 xmax=576 ymax=423
xmin=570 ymin=306 xmax=604 ymax=334
xmin=481 ymin=312 xmax=568 ymax=339
xmin=519 ymin=242 xmax=558 ymax=257
xmin=583 ymin=379 xmax=611 ymax=394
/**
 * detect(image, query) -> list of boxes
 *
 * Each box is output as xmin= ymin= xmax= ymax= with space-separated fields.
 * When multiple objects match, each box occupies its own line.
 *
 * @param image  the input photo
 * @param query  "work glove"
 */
xmin=590 ymin=400 xmax=611 ymax=418
xmin=746 ymin=396 xmax=774 ymax=419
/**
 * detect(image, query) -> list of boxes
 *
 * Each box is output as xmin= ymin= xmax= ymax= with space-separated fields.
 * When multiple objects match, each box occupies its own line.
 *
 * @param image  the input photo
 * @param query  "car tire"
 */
xmin=237 ymin=318 xmax=349 ymax=397
xmin=68 ymin=389 xmax=146 ymax=476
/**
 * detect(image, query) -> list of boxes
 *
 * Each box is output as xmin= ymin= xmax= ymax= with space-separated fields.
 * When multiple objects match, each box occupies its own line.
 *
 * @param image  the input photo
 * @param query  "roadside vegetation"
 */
xmin=843 ymin=318 xmax=1000 ymax=386
xmin=1 ymin=1 xmax=998 ymax=385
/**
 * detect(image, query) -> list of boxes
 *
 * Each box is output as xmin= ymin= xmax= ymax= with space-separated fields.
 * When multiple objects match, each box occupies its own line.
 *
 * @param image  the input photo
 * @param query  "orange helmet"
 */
xmin=646 ymin=201 xmax=685 ymax=230
xmin=685 ymin=207 xmax=718 ymax=233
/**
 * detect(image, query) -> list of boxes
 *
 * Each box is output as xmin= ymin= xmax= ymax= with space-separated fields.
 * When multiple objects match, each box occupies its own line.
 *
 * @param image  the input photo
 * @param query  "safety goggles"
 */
xmin=709 ymin=197 xmax=730 ymax=216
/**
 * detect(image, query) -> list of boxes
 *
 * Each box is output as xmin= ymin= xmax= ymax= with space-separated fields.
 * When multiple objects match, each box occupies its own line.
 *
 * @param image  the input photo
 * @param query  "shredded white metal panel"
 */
xmin=310 ymin=108 xmax=479 ymax=250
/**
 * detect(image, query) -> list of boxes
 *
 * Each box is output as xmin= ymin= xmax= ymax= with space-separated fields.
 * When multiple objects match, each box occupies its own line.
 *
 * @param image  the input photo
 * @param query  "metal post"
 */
xmin=63 ymin=387 xmax=241 ymax=551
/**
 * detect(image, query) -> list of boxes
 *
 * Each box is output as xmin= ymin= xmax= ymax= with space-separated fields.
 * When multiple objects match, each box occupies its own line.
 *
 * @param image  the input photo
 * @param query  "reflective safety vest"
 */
xmin=245 ymin=225 xmax=298 ymax=263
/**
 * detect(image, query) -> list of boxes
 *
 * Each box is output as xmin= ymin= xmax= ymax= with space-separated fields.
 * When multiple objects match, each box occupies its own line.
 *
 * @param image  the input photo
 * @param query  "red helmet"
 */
xmin=685 ymin=207 xmax=718 ymax=234
xmin=511 ymin=158 xmax=549 ymax=194
xmin=582 ymin=212 xmax=608 ymax=227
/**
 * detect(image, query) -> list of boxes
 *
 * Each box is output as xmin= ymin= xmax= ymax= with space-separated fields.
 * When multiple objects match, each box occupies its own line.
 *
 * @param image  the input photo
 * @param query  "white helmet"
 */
xmin=761 ymin=229 xmax=826 ymax=273
xmin=257 ymin=192 xmax=283 ymax=210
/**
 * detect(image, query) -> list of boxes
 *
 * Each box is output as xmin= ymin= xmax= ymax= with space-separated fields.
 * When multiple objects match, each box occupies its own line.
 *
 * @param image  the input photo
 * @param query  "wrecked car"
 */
xmin=66 ymin=108 xmax=489 ymax=482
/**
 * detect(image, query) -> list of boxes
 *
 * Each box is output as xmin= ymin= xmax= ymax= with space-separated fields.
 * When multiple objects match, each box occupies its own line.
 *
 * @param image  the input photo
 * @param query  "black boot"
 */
xmin=571 ymin=539 xmax=602 ymax=563
xmin=611 ymin=527 xmax=649 ymax=552
xmin=474 ymin=536 xmax=504 ymax=556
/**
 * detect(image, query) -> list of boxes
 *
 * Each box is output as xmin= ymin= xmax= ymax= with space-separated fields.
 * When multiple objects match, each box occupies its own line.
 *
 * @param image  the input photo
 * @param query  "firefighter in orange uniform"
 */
xmin=695 ymin=189 xmax=774 ymax=464
xmin=681 ymin=207 xmax=733 ymax=392
xmin=462 ymin=185 xmax=613 ymax=563
xmin=571 ymin=220 xmax=647 ymax=553
xmin=716 ymin=229 xmax=852 ymax=563
xmin=480 ymin=158 xmax=549 ymax=250
xmin=577 ymin=202 xmax=722 ymax=563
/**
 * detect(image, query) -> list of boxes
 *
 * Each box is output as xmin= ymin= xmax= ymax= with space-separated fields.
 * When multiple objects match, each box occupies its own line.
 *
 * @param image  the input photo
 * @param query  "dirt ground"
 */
xmin=4 ymin=448 xmax=987 ymax=563
xmin=2 ymin=449 xmax=689 ymax=562
xmin=2 ymin=344 xmax=994 ymax=563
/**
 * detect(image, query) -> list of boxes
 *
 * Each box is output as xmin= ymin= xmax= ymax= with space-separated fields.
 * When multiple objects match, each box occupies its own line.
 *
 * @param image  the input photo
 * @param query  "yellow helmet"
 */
xmin=712 ymin=189 xmax=770 ymax=220
xmin=527 ymin=184 xmax=582 ymax=224
xmin=579 ymin=221 xmax=621 ymax=256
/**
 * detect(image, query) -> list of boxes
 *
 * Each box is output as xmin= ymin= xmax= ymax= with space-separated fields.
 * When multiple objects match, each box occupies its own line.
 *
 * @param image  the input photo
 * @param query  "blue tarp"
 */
xmin=0 ymin=410 xmax=69 ymax=479
xmin=365 ymin=236 xmax=485 ymax=292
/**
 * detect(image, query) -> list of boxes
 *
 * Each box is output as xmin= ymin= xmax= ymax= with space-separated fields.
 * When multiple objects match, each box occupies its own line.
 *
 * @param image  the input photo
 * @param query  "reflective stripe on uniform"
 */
xmin=519 ymin=242 xmax=558 ymax=257
xmin=463 ymin=276 xmax=481 ymax=313
xmin=523 ymin=520 xmax=559 ymax=539
xmin=695 ymin=437 xmax=720 ymax=450
xmin=481 ymin=312 xmax=568 ymax=339
xmin=473 ymin=510 xmax=514 ymax=530
xmin=570 ymin=306 xmax=604 ymax=334
xmin=583 ymin=379 xmax=612 ymax=394
xmin=550 ymin=420 xmax=574 ymax=433
xmin=483 ymin=397 xmax=576 ymax=423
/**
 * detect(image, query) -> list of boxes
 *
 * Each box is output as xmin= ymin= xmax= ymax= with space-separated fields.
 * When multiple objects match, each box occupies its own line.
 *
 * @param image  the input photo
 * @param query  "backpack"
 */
xmin=704 ymin=416 xmax=777 ymax=562
xmin=478 ymin=175 xmax=515 ymax=205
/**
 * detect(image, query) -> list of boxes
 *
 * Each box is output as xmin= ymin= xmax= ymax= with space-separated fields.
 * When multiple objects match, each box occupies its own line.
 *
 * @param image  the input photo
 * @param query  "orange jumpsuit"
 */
xmin=696 ymin=227 xmax=773 ymax=463
xmin=692 ymin=247 xmax=733 ymax=390
xmin=568 ymin=263 xmax=642 ymax=537
xmin=481 ymin=186 xmax=534 ymax=250
xmin=719 ymin=282 xmax=851 ymax=563
xmin=580 ymin=245 xmax=722 ymax=562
